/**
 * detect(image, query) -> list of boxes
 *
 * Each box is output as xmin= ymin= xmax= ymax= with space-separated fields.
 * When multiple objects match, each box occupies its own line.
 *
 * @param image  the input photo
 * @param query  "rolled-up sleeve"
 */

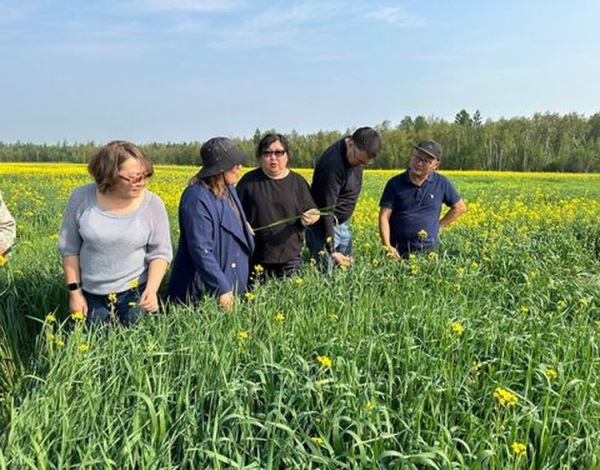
xmin=146 ymin=196 xmax=173 ymax=263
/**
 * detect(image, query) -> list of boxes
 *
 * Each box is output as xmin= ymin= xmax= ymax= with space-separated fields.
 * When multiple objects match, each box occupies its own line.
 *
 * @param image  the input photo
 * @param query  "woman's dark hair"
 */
xmin=88 ymin=140 xmax=153 ymax=193
xmin=256 ymin=133 xmax=291 ymax=159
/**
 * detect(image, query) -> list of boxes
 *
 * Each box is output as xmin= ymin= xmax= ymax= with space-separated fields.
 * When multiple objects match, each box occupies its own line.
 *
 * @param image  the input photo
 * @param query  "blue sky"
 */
xmin=1 ymin=0 xmax=599 ymax=143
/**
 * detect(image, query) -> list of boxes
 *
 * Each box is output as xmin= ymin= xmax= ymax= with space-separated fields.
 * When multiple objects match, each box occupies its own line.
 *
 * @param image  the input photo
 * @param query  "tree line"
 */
xmin=1 ymin=111 xmax=599 ymax=172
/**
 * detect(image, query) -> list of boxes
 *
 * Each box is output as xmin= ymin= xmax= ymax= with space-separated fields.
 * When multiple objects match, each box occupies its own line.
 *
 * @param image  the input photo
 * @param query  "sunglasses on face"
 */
xmin=261 ymin=150 xmax=286 ymax=158
xmin=118 ymin=172 xmax=153 ymax=184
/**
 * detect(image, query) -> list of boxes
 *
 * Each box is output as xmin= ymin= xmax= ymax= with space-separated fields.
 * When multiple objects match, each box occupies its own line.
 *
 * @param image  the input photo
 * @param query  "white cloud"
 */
xmin=365 ymin=6 xmax=424 ymax=27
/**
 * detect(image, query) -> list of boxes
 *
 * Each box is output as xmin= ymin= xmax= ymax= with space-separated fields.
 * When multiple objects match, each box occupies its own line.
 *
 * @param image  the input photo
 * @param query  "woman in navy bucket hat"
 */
xmin=168 ymin=137 xmax=254 ymax=310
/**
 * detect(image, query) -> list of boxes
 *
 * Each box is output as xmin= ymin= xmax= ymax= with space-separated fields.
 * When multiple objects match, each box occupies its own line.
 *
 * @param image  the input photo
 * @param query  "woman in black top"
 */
xmin=237 ymin=133 xmax=319 ymax=278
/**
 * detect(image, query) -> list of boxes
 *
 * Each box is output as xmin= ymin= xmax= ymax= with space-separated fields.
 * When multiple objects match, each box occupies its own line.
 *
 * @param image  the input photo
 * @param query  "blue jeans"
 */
xmin=306 ymin=220 xmax=353 ymax=272
xmin=84 ymin=285 xmax=145 ymax=327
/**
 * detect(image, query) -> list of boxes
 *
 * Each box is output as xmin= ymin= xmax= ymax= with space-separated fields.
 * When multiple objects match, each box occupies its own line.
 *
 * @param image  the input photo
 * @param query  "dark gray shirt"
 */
xmin=58 ymin=184 xmax=172 ymax=295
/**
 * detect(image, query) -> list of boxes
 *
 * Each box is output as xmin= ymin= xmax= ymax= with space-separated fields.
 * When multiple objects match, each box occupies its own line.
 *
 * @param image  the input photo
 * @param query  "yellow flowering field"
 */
xmin=0 ymin=163 xmax=599 ymax=467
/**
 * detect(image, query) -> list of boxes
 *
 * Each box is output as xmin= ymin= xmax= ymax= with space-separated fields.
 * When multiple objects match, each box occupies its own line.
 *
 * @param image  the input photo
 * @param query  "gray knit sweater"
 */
xmin=58 ymin=184 xmax=172 ymax=295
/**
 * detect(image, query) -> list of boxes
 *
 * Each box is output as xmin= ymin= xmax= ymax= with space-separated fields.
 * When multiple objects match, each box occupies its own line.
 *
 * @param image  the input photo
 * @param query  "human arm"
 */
xmin=378 ymin=207 xmax=400 ymax=259
xmin=139 ymin=259 xmax=169 ymax=312
xmin=312 ymin=166 xmax=344 ymax=253
xmin=182 ymin=194 xmax=233 ymax=298
xmin=140 ymin=197 xmax=173 ymax=312
xmin=439 ymin=199 xmax=467 ymax=230
xmin=62 ymin=255 xmax=88 ymax=315
xmin=58 ymin=188 xmax=87 ymax=313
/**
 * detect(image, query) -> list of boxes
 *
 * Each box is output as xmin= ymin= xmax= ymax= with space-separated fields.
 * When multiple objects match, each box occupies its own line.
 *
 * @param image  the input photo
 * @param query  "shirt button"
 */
xmin=231 ymin=262 xmax=236 ymax=268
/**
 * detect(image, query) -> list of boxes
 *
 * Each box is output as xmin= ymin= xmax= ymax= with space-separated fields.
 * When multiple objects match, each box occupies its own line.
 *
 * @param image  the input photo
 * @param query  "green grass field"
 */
xmin=0 ymin=164 xmax=599 ymax=468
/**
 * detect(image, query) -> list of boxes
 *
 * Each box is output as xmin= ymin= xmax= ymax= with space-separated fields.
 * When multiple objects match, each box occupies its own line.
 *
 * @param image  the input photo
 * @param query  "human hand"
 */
xmin=69 ymin=290 xmax=88 ymax=316
xmin=219 ymin=291 xmax=235 ymax=311
xmin=139 ymin=289 xmax=159 ymax=312
xmin=301 ymin=208 xmax=320 ymax=226
xmin=331 ymin=252 xmax=352 ymax=267
xmin=384 ymin=245 xmax=401 ymax=259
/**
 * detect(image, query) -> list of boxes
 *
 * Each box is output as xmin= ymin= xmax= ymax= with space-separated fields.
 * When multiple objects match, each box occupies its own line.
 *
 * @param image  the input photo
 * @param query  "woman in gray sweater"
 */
xmin=58 ymin=141 xmax=172 ymax=326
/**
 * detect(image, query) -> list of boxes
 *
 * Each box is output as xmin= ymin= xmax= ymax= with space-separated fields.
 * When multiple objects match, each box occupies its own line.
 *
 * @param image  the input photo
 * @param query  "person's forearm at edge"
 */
xmin=439 ymin=200 xmax=467 ymax=230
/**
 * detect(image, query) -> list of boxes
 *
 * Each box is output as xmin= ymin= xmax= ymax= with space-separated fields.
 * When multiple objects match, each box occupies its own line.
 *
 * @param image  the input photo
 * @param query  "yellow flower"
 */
xmin=579 ymin=298 xmax=590 ymax=309
xmin=556 ymin=300 xmax=567 ymax=311
xmin=107 ymin=293 xmax=117 ymax=303
xmin=329 ymin=313 xmax=339 ymax=322
xmin=274 ymin=312 xmax=285 ymax=322
xmin=371 ymin=258 xmax=379 ymax=267
xmin=0 ymin=255 xmax=7 ymax=267
xmin=317 ymin=355 xmax=332 ymax=368
xmin=451 ymin=322 xmax=464 ymax=335
xmin=71 ymin=311 xmax=85 ymax=321
xmin=519 ymin=306 xmax=529 ymax=314
xmin=311 ymin=436 xmax=324 ymax=446
xmin=253 ymin=264 xmax=264 ymax=273
xmin=410 ymin=264 xmax=420 ymax=275
xmin=365 ymin=401 xmax=376 ymax=411
xmin=130 ymin=279 xmax=139 ymax=289
xmin=493 ymin=387 xmax=518 ymax=407
xmin=470 ymin=261 xmax=479 ymax=270
xmin=417 ymin=229 xmax=428 ymax=239
xmin=78 ymin=343 xmax=90 ymax=353
xmin=45 ymin=313 xmax=56 ymax=323
xmin=55 ymin=338 xmax=65 ymax=348
xmin=309 ymin=258 xmax=317 ymax=266
xmin=238 ymin=330 xmax=250 ymax=340
xmin=511 ymin=441 xmax=526 ymax=457
xmin=326 ymin=236 xmax=333 ymax=244
xmin=544 ymin=367 xmax=558 ymax=381
xmin=408 ymin=253 xmax=417 ymax=261
xmin=293 ymin=277 xmax=304 ymax=286
xmin=244 ymin=292 xmax=255 ymax=302
xmin=427 ymin=251 xmax=438 ymax=260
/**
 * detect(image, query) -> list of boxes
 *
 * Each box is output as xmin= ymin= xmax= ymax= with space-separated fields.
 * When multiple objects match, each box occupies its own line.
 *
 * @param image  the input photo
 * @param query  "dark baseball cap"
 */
xmin=414 ymin=140 xmax=443 ymax=160
xmin=198 ymin=137 xmax=247 ymax=178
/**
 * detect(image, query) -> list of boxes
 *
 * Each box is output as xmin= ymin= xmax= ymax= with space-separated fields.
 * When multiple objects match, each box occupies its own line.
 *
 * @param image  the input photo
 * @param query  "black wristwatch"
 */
xmin=67 ymin=282 xmax=81 ymax=291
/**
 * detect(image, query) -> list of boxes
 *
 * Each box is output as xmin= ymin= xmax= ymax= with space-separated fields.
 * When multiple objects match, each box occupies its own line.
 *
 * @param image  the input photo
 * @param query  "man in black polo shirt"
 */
xmin=379 ymin=140 xmax=467 ymax=258
xmin=307 ymin=127 xmax=380 ymax=269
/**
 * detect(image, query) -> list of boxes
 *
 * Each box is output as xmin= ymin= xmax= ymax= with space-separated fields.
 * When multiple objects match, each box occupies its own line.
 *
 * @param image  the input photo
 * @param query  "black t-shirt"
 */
xmin=237 ymin=168 xmax=316 ymax=264
xmin=310 ymin=138 xmax=363 ymax=243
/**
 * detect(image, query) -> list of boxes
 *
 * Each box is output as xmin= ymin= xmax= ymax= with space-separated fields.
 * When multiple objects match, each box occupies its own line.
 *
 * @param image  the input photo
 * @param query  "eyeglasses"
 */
xmin=261 ymin=150 xmax=286 ymax=158
xmin=118 ymin=172 xmax=153 ymax=184
xmin=411 ymin=153 xmax=436 ymax=165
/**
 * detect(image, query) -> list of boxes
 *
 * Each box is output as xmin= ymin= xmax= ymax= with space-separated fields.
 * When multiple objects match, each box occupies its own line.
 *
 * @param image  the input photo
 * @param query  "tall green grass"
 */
xmin=0 ymin=168 xmax=599 ymax=468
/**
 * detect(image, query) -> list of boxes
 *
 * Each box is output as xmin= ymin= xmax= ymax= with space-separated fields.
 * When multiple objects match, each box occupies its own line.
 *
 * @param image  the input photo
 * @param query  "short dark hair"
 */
xmin=351 ymin=127 xmax=380 ymax=158
xmin=88 ymin=141 xmax=153 ymax=193
xmin=256 ymin=133 xmax=290 ymax=159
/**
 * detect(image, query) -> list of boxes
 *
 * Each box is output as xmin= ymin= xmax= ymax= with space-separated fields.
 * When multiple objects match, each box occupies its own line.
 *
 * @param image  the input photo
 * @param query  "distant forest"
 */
xmin=2 ymin=111 xmax=599 ymax=172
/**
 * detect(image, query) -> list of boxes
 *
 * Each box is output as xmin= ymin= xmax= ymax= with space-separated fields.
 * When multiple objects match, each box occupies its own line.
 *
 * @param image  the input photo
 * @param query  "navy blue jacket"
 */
xmin=168 ymin=183 xmax=254 ymax=302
